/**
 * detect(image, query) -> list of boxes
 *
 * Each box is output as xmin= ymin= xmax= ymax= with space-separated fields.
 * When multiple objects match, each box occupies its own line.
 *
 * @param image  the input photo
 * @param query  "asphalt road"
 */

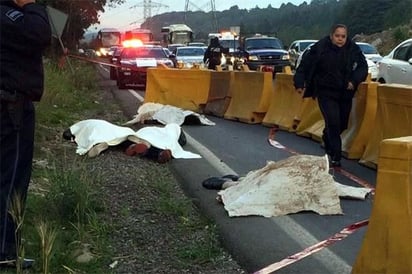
xmin=98 ymin=65 xmax=377 ymax=274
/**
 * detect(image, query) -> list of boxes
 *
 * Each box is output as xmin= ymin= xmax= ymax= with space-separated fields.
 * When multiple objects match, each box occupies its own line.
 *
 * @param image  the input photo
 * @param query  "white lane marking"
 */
xmin=100 ymin=64 xmax=109 ymax=72
xmin=186 ymin=134 xmax=240 ymax=176
xmin=128 ymin=93 xmax=351 ymax=273
xmin=127 ymin=89 xmax=145 ymax=102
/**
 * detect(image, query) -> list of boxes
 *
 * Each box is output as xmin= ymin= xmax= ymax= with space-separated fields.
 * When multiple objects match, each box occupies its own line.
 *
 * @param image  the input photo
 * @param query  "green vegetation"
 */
xmin=43 ymin=0 xmax=411 ymax=52
xmin=0 ymin=60 xmax=230 ymax=274
xmin=4 ymin=61 xmax=113 ymax=274
xmin=143 ymin=0 xmax=411 ymax=45
xmin=392 ymin=26 xmax=410 ymax=42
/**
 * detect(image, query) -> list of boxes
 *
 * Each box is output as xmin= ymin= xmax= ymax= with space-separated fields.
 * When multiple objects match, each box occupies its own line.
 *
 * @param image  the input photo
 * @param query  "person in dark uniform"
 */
xmin=293 ymin=24 xmax=368 ymax=167
xmin=203 ymin=37 xmax=227 ymax=70
xmin=0 ymin=0 xmax=51 ymax=268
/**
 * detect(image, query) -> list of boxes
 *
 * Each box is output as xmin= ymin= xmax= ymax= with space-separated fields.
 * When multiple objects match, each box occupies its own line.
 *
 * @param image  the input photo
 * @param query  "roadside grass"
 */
xmin=145 ymin=168 xmax=227 ymax=268
xmin=1 ymin=60 xmax=231 ymax=273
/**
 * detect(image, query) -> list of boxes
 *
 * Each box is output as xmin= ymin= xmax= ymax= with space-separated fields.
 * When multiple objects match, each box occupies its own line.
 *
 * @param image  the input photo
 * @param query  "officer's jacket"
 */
xmin=0 ymin=0 xmax=51 ymax=101
xmin=294 ymin=36 xmax=368 ymax=100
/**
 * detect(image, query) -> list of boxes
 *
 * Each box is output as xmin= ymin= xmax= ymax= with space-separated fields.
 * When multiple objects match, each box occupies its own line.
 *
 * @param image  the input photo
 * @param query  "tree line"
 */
xmin=37 ymin=0 xmax=124 ymax=52
xmin=40 ymin=0 xmax=411 ymax=52
xmin=143 ymin=0 xmax=411 ymax=46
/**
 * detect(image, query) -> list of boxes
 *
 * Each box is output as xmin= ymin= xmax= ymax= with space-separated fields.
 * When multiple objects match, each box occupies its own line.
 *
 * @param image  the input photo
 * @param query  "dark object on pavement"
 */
xmin=330 ymin=160 xmax=341 ymax=168
xmin=202 ymin=177 xmax=227 ymax=190
xmin=178 ymin=130 xmax=187 ymax=146
xmin=202 ymin=174 xmax=239 ymax=190
xmin=222 ymin=174 xmax=239 ymax=181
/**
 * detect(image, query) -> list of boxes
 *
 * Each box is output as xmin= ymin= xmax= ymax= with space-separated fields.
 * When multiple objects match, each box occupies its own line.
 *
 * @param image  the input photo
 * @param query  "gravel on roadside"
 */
xmin=82 ymin=79 xmax=245 ymax=273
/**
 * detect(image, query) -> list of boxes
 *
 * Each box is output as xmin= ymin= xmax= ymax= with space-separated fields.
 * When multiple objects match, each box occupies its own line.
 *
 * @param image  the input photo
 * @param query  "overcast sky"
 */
xmin=93 ymin=0 xmax=306 ymax=31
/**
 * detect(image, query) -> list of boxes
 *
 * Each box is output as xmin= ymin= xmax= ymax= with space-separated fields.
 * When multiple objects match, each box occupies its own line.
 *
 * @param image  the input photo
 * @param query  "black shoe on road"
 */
xmin=330 ymin=160 xmax=341 ymax=168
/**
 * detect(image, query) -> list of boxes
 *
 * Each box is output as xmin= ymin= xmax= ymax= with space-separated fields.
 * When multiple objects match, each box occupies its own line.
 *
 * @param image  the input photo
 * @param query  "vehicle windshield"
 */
xmin=122 ymin=47 xmax=167 ymax=59
xmin=300 ymin=41 xmax=316 ymax=51
xmin=357 ymin=43 xmax=379 ymax=54
xmin=100 ymin=32 xmax=121 ymax=47
xmin=176 ymin=48 xmax=205 ymax=56
xmin=220 ymin=40 xmax=240 ymax=50
xmin=171 ymin=32 xmax=192 ymax=45
xmin=245 ymin=38 xmax=283 ymax=50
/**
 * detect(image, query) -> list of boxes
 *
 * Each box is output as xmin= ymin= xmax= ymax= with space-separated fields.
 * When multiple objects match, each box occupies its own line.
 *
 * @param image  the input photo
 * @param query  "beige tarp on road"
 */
xmin=218 ymin=155 xmax=371 ymax=217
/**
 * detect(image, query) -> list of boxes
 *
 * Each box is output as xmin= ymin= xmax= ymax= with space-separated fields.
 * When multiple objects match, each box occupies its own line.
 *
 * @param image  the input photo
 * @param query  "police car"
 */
xmin=116 ymin=40 xmax=174 ymax=89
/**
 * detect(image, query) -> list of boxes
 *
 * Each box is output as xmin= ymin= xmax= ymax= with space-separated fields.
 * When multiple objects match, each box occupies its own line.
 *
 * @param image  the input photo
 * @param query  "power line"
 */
xmin=130 ymin=0 xmax=169 ymax=20
xmin=184 ymin=0 xmax=218 ymax=31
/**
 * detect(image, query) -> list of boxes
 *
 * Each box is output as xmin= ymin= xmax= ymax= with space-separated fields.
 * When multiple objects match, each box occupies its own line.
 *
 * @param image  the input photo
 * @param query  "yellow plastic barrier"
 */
xmin=342 ymin=81 xmax=379 ymax=159
xmin=295 ymin=98 xmax=324 ymax=142
xmin=360 ymin=84 xmax=412 ymax=168
xmin=224 ymin=71 xmax=273 ymax=124
xmin=283 ymin=66 xmax=292 ymax=74
xmin=203 ymin=71 xmax=233 ymax=117
xmin=352 ymin=136 xmax=412 ymax=274
xmin=262 ymin=73 xmax=304 ymax=131
xmin=144 ymin=68 xmax=211 ymax=112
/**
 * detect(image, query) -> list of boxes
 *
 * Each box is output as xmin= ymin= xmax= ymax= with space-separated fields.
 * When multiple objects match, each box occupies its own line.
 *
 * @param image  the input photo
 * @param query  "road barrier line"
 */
xmin=254 ymin=219 xmax=369 ymax=274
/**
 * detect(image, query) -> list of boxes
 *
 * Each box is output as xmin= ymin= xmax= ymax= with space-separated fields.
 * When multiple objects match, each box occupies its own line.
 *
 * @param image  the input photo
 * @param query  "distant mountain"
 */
xmin=140 ymin=0 xmax=411 ymax=46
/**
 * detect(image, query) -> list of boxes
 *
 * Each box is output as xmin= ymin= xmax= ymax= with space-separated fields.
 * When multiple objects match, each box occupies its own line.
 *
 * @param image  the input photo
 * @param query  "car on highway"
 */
xmin=376 ymin=38 xmax=412 ymax=85
xmin=288 ymin=39 xmax=318 ymax=69
xmin=366 ymin=58 xmax=379 ymax=80
xmin=356 ymin=42 xmax=382 ymax=63
xmin=107 ymin=45 xmax=122 ymax=57
xmin=188 ymin=42 xmax=207 ymax=48
xmin=174 ymin=46 xmax=206 ymax=68
xmin=167 ymin=43 xmax=186 ymax=54
xmin=240 ymin=35 xmax=290 ymax=74
xmin=109 ymin=46 xmax=123 ymax=80
xmin=116 ymin=45 xmax=174 ymax=89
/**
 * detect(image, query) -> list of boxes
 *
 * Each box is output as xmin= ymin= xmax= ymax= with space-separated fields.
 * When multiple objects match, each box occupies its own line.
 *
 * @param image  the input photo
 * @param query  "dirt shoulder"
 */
xmin=86 ymin=78 xmax=244 ymax=273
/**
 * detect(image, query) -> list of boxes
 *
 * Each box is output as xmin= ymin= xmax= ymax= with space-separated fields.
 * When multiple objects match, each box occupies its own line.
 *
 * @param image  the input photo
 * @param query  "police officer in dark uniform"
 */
xmin=203 ymin=37 xmax=228 ymax=70
xmin=0 ymin=0 xmax=51 ymax=268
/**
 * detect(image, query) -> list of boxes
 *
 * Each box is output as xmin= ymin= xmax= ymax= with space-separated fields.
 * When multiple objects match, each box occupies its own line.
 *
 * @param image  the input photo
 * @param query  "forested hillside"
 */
xmin=142 ymin=0 xmax=411 ymax=48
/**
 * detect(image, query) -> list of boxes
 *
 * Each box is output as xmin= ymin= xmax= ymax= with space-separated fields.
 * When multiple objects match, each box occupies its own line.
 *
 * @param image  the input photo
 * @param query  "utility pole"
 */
xmin=131 ymin=0 xmax=169 ymax=20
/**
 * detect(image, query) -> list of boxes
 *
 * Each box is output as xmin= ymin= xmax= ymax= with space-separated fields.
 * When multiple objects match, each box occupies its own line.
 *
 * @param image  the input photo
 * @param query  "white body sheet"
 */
xmin=69 ymin=119 xmax=200 ymax=159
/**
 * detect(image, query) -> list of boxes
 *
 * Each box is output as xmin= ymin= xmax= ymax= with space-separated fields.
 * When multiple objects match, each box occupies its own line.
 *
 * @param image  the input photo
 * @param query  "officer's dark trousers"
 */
xmin=0 ymin=100 xmax=34 ymax=259
xmin=317 ymin=95 xmax=352 ymax=161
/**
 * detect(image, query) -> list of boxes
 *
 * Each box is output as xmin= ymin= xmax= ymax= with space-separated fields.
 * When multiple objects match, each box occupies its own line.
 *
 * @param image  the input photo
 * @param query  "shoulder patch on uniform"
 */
xmin=6 ymin=9 xmax=23 ymax=22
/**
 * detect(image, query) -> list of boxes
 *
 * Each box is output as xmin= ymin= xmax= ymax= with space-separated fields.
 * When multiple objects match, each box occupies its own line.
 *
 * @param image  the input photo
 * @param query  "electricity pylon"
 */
xmin=184 ymin=0 xmax=218 ymax=31
xmin=131 ymin=0 xmax=169 ymax=20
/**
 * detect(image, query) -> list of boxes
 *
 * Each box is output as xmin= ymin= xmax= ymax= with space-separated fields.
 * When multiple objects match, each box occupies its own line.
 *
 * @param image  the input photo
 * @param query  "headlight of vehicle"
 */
xmin=282 ymin=54 xmax=290 ymax=60
xmin=100 ymin=48 xmax=107 ymax=55
xmin=176 ymin=60 xmax=184 ymax=69
xmin=248 ymin=55 xmax=259 ymax=61
xmin=221 ymin=55 xmax=226 ymax=65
